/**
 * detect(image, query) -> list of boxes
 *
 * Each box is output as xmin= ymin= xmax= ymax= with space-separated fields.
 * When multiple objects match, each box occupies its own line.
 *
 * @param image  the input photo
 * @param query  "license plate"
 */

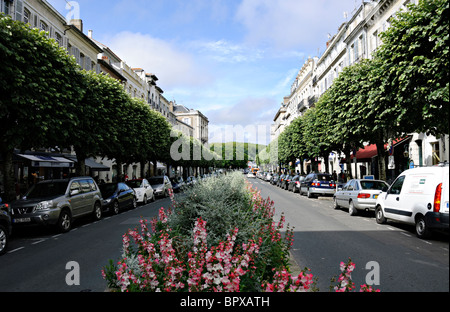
xmin=321 ymin=184 xmax=329 ymax=187
xmin=13 ymin=218 xmax=31 ymax=223
xmin=373 ymin=195 xmax=378 ymax=199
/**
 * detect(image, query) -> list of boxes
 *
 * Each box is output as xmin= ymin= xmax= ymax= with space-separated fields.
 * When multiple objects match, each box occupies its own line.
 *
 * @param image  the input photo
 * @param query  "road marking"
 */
xmin=52 ymin=234 xmax=62 ymax=238
xmin=8 ymin=247 xmax=24 ymax=254
xmin=400 ymin=232 xmax=411 ymax=237
xmin=32 ymin=239 xmax=46 ymax=245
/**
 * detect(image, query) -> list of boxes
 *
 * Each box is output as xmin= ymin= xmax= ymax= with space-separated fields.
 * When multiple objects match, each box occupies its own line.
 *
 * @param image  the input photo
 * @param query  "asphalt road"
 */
xmin=248 ymin=176 xmax=449 ymax=292
xmin=0 ymin=196 xmax=170 ymax=292
xmin=1 ymin=178 xmax=448 ymax=293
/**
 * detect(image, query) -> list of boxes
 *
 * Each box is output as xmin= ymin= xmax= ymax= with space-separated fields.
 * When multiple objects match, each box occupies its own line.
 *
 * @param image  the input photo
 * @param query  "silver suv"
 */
xmin=10 ymin=177 xmax=102 ymax=233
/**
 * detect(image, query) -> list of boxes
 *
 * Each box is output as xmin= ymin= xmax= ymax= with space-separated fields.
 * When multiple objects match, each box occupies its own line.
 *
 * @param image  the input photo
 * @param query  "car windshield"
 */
xmin=125 ymin=180 xmax=142 ymax=188
xmin=360 ymin=181 xmax=389 ymax=190
xmin=25 ymin=181 xmax=69 ymax=199
xmin=99 ymin=184 xmax=117 ymax=198
xmin=317 ymin=174 xmax=333 ymax=181
xmin=148 ymin=177 xmax=163 ymax=185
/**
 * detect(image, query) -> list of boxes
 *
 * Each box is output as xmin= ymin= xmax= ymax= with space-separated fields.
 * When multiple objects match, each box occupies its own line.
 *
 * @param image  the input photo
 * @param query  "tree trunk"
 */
xmin=376 ymin=141 xmax=387 ymax=181
xmin=75 ymin=151 xmax=87 ymax=176
xmin=140 ymin=160 xmax=146 ymax=179
xmin=345 ymin=149 xmax=353 ymax=181
xmin=0 ymin=147 xmax=16 ymax=202
xmin=116 ymin=160 xmax=123 ymax=182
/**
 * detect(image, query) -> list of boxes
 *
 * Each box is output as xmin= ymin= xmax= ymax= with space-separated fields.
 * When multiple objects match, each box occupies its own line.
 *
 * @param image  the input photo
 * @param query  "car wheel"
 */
xmin=307 ymin=188 xmax=314 ymax=198
xmin=143 ymin=195 xmax=148 ymax=205
xmin=92 ymin=202 xmax=102 ymax=221
xmin=57 ymin=210 xmax=72 ymax=233
xmin=0 ymin=224 xmax=9 ymax=256
xmin=112 ymin=201 xmax=120 ymax=215
xmin=151 ymin=193 xmax=155 ymax=202
xmin=415 ymin=215 xmax=432 ymax=239
xmin=333 ymin=197 xmax=340 ymax=209
xmin=349 ymin=201 xmax=357 ymax=216
xmin=131 ymin=197 xmax=137 ymax=209
xmin=375 ymin=206 xmax=386 ymax=224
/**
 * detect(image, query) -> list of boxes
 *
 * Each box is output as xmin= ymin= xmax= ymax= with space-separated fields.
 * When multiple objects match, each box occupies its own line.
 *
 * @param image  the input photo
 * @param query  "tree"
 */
xmin=0 ymin=14 xmax=84 ymax=200
xmin=375 ymin=0 xmax=449 ymax=137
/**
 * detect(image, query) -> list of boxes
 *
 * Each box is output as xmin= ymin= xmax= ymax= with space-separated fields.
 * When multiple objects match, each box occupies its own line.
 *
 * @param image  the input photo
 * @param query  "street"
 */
xmin=0 ymin=197 xmax=170 ymax=292
xmin=1 ymin=178 xmax=448 ymax=292
xmin=248 ymin=177 xmax=449 ymax=292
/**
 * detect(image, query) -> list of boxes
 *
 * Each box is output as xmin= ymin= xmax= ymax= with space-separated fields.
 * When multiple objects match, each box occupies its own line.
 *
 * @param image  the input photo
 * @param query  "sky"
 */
xmin=48 ymin=0 xmax=359 ymax=145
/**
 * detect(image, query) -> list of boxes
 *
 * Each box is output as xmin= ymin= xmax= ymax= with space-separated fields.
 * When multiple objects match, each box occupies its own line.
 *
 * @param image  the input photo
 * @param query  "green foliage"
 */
xmin=261 ymin=0 xmax=448 ymax=179
xmin=375 ymin=0 xmax=449 ymax=136
xmin=167 ymin=172 xmax=292 ymax=290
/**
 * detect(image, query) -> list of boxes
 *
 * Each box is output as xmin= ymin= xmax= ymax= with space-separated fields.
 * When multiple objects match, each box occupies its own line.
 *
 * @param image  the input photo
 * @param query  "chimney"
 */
xmin=70 ymin=19 xmax=83 ymax=32
xmin=88 ymin=30 xmax=93 ymax=38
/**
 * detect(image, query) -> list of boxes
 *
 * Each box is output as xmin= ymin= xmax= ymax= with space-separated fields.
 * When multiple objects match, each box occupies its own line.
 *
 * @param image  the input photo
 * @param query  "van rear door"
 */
xmin=440 ymin=167 xmax=449 ymax=214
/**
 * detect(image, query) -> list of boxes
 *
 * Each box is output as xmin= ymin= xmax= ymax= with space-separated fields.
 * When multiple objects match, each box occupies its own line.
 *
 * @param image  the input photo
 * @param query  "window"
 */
xmin=55 ymin=32 xmax=63 ymax=47
xmin=70 ymin=181 xmax=81 ymax=193
xmin=1 ymin=0 xmax=11 ymax=15
xmin=80 ymin=180 xmax=91 ymax=193
xmin=389 ymin=176 xmax=405 ymax=195
xmin=431 ymin=142 xmax=440 ymax=165
xmin=23 ymin=9 xmax=30 ymax=24
xmin=40 ymin=21 xmax=48 ymax=32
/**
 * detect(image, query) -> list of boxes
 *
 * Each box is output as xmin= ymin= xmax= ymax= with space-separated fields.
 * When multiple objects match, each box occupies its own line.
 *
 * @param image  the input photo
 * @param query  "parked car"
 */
xmin=170 ymin=177 xmax=185 ymax=193
xmin=125 ymin=179 xmax=155 ymax=204
xmin=271 ymin=174 xmax=279 ymax=185
xmin=375 ymin=165 xmax=449 ymax=238
xmin=288 ymin=175 xmax=305 ymax=193
xmin=281 ymin=174 xmax=293 ymax=190
xmin=333 ymin=179 xmax=389 ymax=215
xmin=0 ymin=197 xmax=12 ymax=256
xmin=148 ymin=176 xmax=173 ymax=197
xmin=99 ymin=182 xmax=137 ymax=215
xmin=300 ymin=173 xmax=336 ymax=198
xmin=247 ymin=172 xmax=256 ymax=179
xmin=9 ymin=177 xmax=102 ymax=233
xmin=265 ymin=172 xmax=273 ymax=182
xmin=277 ymin=174 xmax=285 ymax=187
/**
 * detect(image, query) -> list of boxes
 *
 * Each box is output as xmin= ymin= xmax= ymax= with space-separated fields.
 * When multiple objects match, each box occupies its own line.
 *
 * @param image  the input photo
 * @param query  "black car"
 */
xmin=277 ymin=174 xmax=285 ymax=187
xmin=0 ymin=197 xmax=12 ymax=256
xmin=281 ymin=175 xmax=293 ymax=190
xmin=170 ymin=177 xmax=185 ymax=193
xmin=99 ymin=182 xmax=137 ymax=215
xmin=288 ymin=175 xmax=305 ymax=193
xmin=271 ymin=174 xmax=279 ymax=185
xmin=300 ymin=173 xmax=336 ymax=198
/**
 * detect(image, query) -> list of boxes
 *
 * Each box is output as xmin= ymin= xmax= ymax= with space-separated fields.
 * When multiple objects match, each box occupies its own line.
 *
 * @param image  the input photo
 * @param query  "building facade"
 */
xmin=271 ymin=0 xmax=449 ymax=180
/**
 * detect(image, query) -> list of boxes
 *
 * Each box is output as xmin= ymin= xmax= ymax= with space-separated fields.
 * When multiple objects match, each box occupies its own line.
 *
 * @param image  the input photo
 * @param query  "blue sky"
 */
xmin=48 ymin=0 xmax=359 ymax=144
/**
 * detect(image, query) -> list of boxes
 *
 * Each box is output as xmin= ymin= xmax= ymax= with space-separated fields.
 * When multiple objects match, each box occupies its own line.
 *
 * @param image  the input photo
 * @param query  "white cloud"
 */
xmin=104 ymin=31 xmax=213 ymax=89
xmin=235 ymin=0 xmax=355 ymax=51
xmin=193 ymin=39 xmax=264 ymax=63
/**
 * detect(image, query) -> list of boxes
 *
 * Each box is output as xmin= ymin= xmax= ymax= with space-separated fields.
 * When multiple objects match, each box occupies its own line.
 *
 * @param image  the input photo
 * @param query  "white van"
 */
xmin=375 ymin=164 xmax=449 ymax=238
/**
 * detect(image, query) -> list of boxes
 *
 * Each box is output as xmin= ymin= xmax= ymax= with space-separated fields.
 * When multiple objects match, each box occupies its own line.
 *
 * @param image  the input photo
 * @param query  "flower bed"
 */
xmin=102 ymin=172 xmax=379 ymax=292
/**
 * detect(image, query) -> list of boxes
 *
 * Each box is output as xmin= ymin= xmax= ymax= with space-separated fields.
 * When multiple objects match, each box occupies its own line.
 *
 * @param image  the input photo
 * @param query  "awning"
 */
xmin=350 ymin=136 xmax=411 ymax=162
xmin=65 ymin=156 xmax=110 ymax=171
xmin=17 ymin=154 xmax=74 ymax=168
